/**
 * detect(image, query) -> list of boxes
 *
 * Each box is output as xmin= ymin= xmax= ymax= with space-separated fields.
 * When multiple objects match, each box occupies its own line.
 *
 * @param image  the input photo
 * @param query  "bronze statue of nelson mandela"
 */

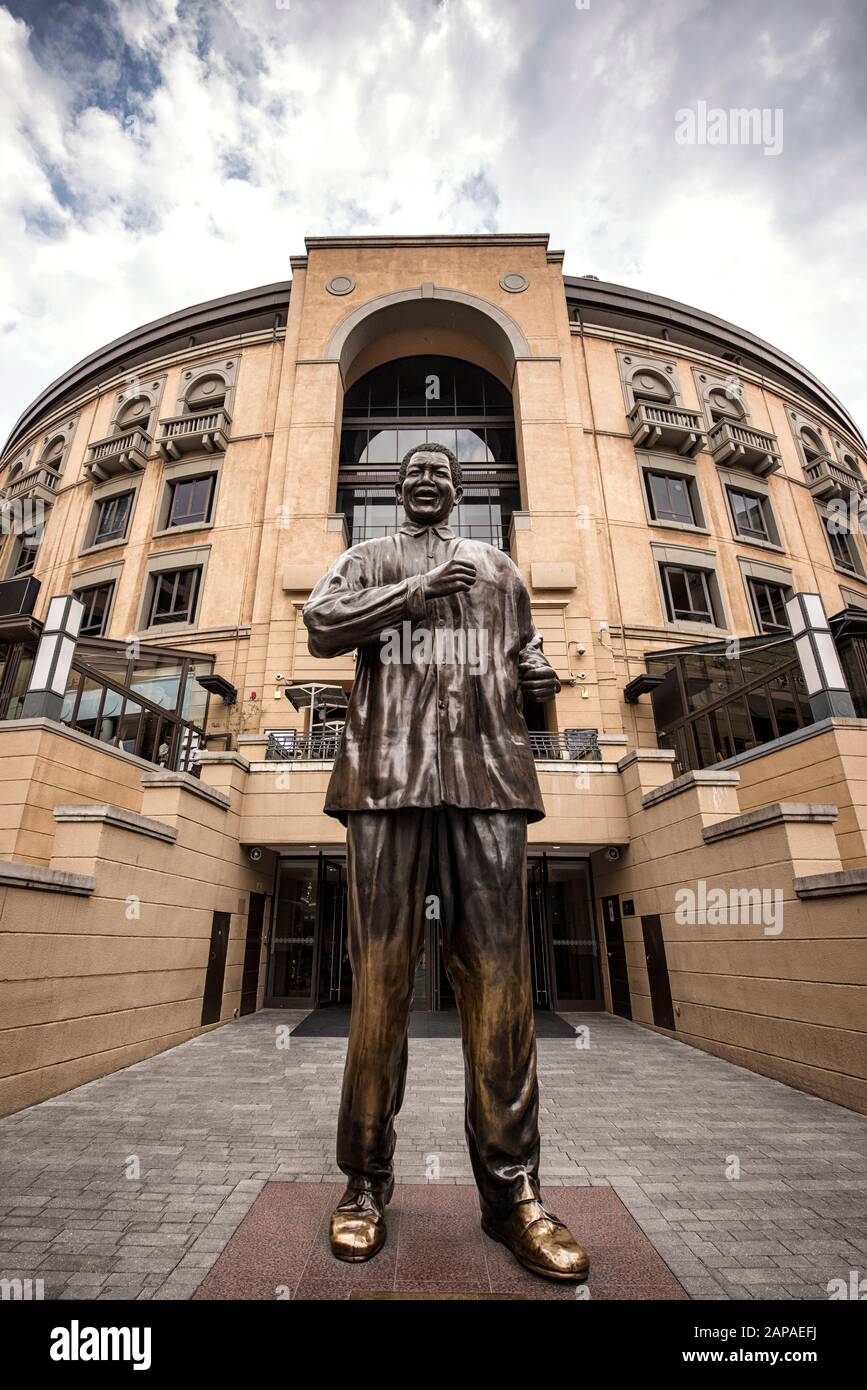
xmin=303 ymin=442 xmax=589 ymax=1282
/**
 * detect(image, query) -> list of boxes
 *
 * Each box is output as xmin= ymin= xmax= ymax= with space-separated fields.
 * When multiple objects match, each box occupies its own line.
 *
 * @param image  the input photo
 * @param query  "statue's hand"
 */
xmin=423 ymin=557 xmax=477 ymax=600
xmin=519 ymin=658 xmax=560 ymax=703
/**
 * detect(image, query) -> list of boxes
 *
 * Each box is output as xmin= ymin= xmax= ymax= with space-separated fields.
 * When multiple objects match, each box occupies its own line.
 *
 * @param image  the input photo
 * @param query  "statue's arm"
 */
xmin=303 ymin=548 xmax=428 ymax=659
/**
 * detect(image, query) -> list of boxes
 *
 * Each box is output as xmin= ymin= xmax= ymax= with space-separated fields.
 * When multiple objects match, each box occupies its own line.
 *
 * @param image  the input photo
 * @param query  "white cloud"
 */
xmin=0 ymin=0 xmax=864 ymax=444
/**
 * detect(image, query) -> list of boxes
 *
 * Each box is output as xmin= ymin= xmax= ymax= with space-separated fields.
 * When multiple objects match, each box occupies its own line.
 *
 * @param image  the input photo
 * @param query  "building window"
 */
xmin=645 ymin=471 xmax=696 ymax=526
xmin=338 ymin=356 xmax=519 ymax=551
xmin=115 ymin=397 xmax=152 ymax=435
xmin=728 ymin=487 xmax=772 ymax=543
xmin=39 ymin=436 xmax=66 ymax=474
xmin=660 ymin=564 xmax=718 ymax=625
xmin=822 ymin=514 xmax=862 ymax=575
xmin=147 ymin=567 xmax=201 ymax=626
xmin=747 ymin=578 xmax=791 ymax=634
xmin=706 ymin=386 xmax=744 ymax=424
xmin=167 ymin=475 xmax=215 ymax=528
xmin=76 ymin=582 xmax=113 ymax=637
xmin=93 ymin=491 xmax=133 ymax=545
xmin=11 ymin=528 xmax=43 ymax=576
xmin=800 ymin=426 xmax=827 ymax=465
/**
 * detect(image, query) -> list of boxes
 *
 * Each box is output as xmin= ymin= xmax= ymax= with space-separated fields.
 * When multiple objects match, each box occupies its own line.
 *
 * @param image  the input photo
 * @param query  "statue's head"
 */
xmin=397 ymin=443 xmax=463 ymax=526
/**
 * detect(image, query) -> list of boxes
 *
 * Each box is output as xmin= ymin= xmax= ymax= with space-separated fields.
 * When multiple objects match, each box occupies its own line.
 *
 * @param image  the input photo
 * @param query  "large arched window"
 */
xmin=338 ymin=356 xmax=520 ymax=551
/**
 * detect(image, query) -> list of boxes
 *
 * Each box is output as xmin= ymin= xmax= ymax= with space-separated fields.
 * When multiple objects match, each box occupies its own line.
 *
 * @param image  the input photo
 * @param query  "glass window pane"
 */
xmin=114 ymin=699 xmax=142 ymax=754
xmin=368 ymin=363 xmax=399 ymax=414
xmin=397 ymin=360 xmax=430 ymax=413
xmin=365 ymin=429 xmax=398 ymax=464
xmin=426 ymin=428 xmax=457 ymax=455
xmin=270 ymin=860 xmax=319 ymax=999
xmin=455 ymin=428 xmax=489 ymax=464
xmin=397 ymin=428 xmax=427 ymax=459
xmin=454 ymin=363 xmax=485 ymax=412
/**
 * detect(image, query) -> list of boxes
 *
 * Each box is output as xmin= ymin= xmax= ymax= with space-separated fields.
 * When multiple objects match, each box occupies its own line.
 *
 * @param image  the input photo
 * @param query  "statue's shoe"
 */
xmin=329 ymin=1182 xmax=389 ymax=1263
xmin=482 ymin=1199 xmax=590 ymax=1282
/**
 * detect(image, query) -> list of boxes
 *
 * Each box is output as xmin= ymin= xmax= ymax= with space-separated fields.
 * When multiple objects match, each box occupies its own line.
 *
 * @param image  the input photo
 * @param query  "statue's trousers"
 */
xmin=337 ymin=807 xmax=541 ymax=1216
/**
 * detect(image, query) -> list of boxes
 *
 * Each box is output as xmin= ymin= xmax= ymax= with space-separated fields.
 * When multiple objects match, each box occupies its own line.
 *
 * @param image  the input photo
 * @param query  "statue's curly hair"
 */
xmin=397 ymin=441 xmax=462 ymax=489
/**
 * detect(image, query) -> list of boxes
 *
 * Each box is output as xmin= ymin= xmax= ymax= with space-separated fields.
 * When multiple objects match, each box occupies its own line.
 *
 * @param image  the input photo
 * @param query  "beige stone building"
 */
xmin=0 ymin=233 xmax=865 ymax=1117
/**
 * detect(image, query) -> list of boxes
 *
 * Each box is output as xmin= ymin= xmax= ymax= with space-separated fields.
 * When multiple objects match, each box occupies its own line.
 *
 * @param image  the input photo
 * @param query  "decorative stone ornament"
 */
xmin=499 ymin=272 xmax=529 ymax=294
xmin=326 ymin=275 xmax=356 ymax=296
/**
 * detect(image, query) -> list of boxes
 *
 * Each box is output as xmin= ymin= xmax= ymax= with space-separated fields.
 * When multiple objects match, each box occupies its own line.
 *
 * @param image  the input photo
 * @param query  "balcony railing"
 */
xmin=628 ymin=401 xmax=706 ymax=458
xmin=709 ymin=419 xmax=781 ymax=477
xmin=529 ymin=730 xmax=601 ymax=761
xmin=804 ymin=454 xmax=867 ymax=502
xmin=1 ymin=466 xmax=61 ymax=504
xmin=157 ymin=409 xmax=231 ymax=460
xmin=84 ymin=428 xmax=151 ymax=482
xmin=264 ymin=728 xmax=601 ymax=763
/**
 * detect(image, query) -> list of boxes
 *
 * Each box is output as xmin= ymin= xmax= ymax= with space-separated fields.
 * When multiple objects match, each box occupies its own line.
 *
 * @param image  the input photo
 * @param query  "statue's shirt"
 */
xmin=302 ymin=523 xmax=552 ymax=822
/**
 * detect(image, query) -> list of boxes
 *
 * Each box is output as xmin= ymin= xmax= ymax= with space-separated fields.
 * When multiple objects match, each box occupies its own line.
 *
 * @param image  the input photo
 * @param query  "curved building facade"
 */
xmin=0 ymin=234 xmax=865 ymax=1114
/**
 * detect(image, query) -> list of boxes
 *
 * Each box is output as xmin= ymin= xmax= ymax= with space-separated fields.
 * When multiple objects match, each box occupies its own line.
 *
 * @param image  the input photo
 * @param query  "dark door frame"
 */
xmin=535 ymin=854 xmax=604 ymax=1013
xmin=264 ymin=855 xmax=322 ymax=1009
xmin=600 ymin=894 xmax=632 ymax=1019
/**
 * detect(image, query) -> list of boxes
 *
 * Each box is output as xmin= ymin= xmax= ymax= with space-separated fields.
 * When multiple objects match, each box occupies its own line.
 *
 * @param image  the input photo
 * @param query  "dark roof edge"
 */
xmin=564 ymin=275 xmax=864 ymax=446
xmin=4 ymin=271 xmax=863 ymax=458
xmin=2 ymin=281 xmax=293 ymax=458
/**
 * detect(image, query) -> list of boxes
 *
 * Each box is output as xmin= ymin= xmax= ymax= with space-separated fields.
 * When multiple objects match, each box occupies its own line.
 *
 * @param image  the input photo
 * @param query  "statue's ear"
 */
xmin=452 ymin=485 xmax=463 ymax=505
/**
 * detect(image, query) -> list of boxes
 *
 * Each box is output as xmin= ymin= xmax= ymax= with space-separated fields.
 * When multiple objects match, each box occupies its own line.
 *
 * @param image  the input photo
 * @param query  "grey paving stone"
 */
xmin=0 ymin=1009 xmax=864 ymax=1303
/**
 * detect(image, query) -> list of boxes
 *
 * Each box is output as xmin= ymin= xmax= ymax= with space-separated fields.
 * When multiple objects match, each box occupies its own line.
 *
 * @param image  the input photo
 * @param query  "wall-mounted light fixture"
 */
xmin=22 ymin=594 xmax=85 ymax=721
xmin=785 ymin=591 xmax=855 ymax=721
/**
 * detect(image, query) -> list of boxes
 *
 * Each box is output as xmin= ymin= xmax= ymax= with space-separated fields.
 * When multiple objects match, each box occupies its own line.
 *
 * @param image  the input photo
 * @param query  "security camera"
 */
xmin=605 ymin=847 xmax=621 ymax=863
xmin=575 ymin=643 xmax=586 ymax=656
xmin=275 ymin=673 xmax=285 ymax=682
xmin=248 ymin=847 xmax=263 ymax=863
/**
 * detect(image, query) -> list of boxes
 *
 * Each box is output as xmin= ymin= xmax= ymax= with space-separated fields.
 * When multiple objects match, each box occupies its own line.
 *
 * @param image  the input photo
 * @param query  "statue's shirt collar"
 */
xmin=399 ymin=521 xmax=456 ymax=541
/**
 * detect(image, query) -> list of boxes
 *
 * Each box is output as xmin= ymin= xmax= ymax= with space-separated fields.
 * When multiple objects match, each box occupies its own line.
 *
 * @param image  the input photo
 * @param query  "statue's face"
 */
xmin=398 ymin=451 xmax=462 ymax=525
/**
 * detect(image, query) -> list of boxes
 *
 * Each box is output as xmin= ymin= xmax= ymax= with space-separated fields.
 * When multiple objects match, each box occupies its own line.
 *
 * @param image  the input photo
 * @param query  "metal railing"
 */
xmin=529 ymin=730 xmax=601 ymax=761
xmin=266 ymin=731 xmax=341 ymax=760
xmin=265 ymin=728 xmax=601 ymax=763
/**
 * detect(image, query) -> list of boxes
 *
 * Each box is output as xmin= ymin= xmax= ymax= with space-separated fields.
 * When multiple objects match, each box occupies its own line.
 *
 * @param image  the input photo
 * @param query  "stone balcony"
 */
xmin=804 ymin=454 xmax=867 ymax=502
xmin=157 ymin=408 xmax=231 ymax=460
xmin=84 ymin=428 xmax=152 ymax=483
xmin=1 ymin=465 xmax=62 ymax=506
xmin=708 ymin=419 xmax=781 ymax=477
xmin=627 ymin=401 xmax=706 ymax=457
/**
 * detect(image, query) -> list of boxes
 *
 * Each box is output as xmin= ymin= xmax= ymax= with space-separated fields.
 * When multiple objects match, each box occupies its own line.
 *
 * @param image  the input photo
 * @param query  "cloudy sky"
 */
xmin=2 ymin=0 xmax=865 ymax=443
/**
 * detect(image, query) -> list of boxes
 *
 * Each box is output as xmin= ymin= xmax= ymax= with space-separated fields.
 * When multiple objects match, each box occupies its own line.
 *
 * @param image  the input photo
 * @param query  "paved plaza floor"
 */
xmin=1 ymin=1010 xmax=864 ymax=1301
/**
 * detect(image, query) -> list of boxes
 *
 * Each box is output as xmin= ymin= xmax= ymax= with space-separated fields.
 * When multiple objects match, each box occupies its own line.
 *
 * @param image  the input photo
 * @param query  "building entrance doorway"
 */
xmin=265 ymin=853 xmax=602 ymax=1011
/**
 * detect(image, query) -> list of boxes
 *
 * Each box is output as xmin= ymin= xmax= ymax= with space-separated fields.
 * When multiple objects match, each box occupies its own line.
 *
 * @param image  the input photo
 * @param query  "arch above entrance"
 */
xmin=323 ymin=286 xmax=532 ymax=386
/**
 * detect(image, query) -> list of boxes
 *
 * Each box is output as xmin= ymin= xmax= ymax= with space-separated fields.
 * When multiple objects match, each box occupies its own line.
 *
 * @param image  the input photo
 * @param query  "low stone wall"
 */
xmin=594 ymin=748 xmax=867 ymax=1114
xmin=0 ymin=727 xmax=274 ymax=1116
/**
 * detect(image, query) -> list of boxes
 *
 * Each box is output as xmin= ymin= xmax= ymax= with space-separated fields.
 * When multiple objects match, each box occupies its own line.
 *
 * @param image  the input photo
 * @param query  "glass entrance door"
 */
xmin=545 ymin=859 xmax=603 ymax=1010
xmin=266 ymin=859 xmax=319 ymax=1005
xmin=266 ymin=852 xmax=602 ymax=1012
